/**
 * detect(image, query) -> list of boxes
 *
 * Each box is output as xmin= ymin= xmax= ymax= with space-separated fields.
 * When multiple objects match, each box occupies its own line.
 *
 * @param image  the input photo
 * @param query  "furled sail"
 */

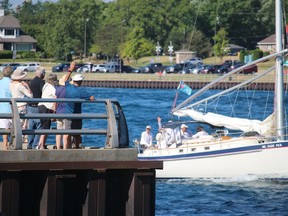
xmin=174 ymin=109 xmax=276 ymax=136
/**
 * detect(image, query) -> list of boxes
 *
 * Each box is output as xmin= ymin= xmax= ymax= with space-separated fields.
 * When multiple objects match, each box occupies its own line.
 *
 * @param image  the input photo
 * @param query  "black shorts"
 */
xmin=38 ymin=105 xmax=54 ymax=129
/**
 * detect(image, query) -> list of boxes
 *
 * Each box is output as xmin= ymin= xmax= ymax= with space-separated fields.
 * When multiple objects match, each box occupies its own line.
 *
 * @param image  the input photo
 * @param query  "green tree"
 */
xmin=213 ymin=28 xmax=229 ymax=60
xmin=122 ymin=26 xmax=154 ymax=62
xmin=1 ymin=0 xmax=12 ymax=14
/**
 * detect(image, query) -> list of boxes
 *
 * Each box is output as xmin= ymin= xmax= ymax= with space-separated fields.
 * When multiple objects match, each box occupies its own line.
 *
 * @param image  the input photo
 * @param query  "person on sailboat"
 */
xmin=140 ymin=125 xmax=153 ymax=148
xmin=180 ymin=124 xmax=192 ymax=139
xmin=157 ymin=116 xmax=176 ymax=145
xmin=192 ymin=126 xmax=208 ymax=138
xmin=156 ymin=128 xmax=168 ymax=149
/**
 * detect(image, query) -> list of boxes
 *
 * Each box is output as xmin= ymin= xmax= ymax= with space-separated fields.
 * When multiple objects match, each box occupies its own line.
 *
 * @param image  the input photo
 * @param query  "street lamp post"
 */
xmin=84 ymin=18 xmax=89 ymax=59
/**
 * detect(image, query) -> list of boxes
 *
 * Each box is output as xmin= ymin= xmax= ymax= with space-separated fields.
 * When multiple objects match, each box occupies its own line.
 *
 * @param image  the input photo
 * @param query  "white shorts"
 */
xmin=0 ymin=119 xmax=12 ymax=129
xmin=57 ymin=119 xmax=65 ymax=129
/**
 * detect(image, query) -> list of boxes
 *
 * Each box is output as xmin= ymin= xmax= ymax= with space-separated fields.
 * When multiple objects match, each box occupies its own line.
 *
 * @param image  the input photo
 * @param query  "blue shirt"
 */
xmin=0 ymin=77 xmax=11 ymax=113
xmin=55 ymin=85 xmax=66 ymax=114
xmin=65 ymin=81 xmax=90 ymax=114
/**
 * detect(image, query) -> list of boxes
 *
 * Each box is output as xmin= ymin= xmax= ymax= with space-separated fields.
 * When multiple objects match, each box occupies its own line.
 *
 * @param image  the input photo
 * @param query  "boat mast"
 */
xmin=275 ymin=0 xmax=285 ymax=140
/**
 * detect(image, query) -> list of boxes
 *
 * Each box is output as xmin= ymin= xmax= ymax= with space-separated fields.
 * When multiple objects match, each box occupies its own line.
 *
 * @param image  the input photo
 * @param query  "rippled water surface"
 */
xmin=40 ymin=87 xmax=288 ymax=214
xmin=88 ymin=87 xmax=287 ymax=215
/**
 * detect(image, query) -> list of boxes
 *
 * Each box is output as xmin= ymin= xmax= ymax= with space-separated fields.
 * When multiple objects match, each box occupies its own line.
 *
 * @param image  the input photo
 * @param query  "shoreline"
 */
xmin=23 ymin=72 xmax=282 ymax=90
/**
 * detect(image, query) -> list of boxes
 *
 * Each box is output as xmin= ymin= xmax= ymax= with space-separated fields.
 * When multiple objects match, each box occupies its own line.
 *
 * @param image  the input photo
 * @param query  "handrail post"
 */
xmin=9 ymin=98 xmax=23 ymax=150
xmin=105 ymin=100 xmax=119 ymax=148
xmin=112 ymin=101 xmax=129 ymax=147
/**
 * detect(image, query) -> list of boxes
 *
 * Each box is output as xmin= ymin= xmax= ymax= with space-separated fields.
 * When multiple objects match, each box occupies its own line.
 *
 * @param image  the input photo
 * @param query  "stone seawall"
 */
xmin=81 ymin=80 xmax=278 ymax=90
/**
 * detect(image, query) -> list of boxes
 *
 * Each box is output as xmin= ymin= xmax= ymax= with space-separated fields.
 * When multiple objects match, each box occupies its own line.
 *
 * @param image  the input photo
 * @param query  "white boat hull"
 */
xmin=138 ymin=139 xmax=288 ymax=179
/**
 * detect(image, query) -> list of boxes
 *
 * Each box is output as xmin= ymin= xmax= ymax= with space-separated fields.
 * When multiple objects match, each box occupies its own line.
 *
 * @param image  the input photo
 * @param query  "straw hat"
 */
xmin=11 ymin=68 xmax=27 ymax=80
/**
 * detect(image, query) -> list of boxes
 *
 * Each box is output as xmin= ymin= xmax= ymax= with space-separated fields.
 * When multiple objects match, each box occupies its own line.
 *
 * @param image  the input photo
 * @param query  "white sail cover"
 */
xmin=174 ymin=109 xmax=276 ymax=136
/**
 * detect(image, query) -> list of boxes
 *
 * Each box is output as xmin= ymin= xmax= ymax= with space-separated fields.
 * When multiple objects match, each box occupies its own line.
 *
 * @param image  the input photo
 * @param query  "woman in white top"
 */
xmin=10 ymin=68 xmax=33 ymax=129
xmin=37 ymin=73 xmax=58 ymax=149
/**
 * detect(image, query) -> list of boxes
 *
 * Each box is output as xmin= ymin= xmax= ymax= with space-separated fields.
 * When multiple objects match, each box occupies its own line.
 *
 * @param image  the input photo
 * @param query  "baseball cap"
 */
xmin=181 ymin=124 xmax=188 ymax=129
xmin=72 ymin=74 xmax=84 ymax=81
xmin=146 ymin=125 xmax=151 ymax=129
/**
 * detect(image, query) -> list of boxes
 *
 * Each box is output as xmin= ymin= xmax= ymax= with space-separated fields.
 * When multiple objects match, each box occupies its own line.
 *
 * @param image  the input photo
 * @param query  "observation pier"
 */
xmin=0 ymin=98 xmax=162 ymax=216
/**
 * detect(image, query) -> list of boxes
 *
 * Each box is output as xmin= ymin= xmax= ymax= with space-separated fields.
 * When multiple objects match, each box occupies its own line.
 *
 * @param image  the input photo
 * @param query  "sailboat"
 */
xmin=137 ymin=0 xmax=288 ymax=179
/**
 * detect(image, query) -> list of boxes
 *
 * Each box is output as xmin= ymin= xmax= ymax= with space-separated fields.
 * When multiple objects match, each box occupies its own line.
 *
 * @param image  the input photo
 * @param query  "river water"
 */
xmin=78 ymin=87 xmax=288 ymax=215
xmin=4 ymin=86 xmax=287 ymax=215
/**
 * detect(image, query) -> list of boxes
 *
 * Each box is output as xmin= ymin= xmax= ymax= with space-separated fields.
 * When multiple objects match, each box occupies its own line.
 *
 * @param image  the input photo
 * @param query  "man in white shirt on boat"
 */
xmin=192 ymin=126 xmax=208 ymax=138
xmin=180 ymin=124 xmax=192 ymax=139
xmin=140 ymin=125 xmax=153 ymax=148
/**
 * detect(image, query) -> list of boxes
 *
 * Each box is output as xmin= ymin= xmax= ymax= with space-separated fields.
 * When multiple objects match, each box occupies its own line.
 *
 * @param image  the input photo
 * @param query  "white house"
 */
xmin=0 ymin=9 xmax=36 ymax=52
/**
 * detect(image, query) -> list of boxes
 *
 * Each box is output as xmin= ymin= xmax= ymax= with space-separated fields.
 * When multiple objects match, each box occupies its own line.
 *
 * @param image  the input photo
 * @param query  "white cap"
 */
xmin=72 ymin=74 xmax=84 ymax=81
xmin=181 ymin=124 xmax=188 ymax=129
xmin=146 ymin=125 xmax=151 ymax=129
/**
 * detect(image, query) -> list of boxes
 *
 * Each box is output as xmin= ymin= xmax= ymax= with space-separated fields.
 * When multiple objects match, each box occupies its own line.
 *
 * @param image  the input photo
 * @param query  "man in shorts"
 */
xmin=62 ymin=62 xmax=95 ymax=149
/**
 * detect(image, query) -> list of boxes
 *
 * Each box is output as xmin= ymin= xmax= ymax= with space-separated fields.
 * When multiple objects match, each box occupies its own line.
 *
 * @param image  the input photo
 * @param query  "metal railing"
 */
xmin=0 ymin=98 xmax=129 ymax=150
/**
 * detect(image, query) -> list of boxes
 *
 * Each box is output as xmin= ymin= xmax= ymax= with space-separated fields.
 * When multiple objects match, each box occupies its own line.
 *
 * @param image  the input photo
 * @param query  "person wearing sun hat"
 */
xmin=10 ymin=68 xmax=32 ymax=115
xmin=140 ymin=125 xmax=153 ymax=148
xmin=60 ymin=62 xmax=95 ymax=149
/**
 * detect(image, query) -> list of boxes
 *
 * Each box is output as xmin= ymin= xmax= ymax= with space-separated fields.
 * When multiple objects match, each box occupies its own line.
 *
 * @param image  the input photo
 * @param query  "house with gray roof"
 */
xmin=257 ymin=34 xmax=277 ymax=52
xmin=0 ymin=9 xmax=36 ymax=52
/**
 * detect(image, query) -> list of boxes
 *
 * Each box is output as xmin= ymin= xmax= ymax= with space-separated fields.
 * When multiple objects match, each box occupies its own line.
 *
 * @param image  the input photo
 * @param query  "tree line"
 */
xmin=2 ymin=0 xmax=286 ymax=61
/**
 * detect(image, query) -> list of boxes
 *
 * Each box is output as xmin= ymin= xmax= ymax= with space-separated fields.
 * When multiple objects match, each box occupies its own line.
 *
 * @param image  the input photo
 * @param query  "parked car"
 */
xmin=120 ymin=65 xmax=135 ymax=73
xmin=190 ymin=65 xmax=206 ymax=74
xmin=229 ymin=63 xmax=258 ymax=74
xmin=224 ymin=60 xmax=240 ymax=67
xmin=0 ymin=63 xmax=22 ymax=72
xmin=143 ymin=63 xmax=164 ymax=73
xmin=17 ymin=62 xmax=40 ymax=72
xmin=92 ymin=64 xmax=107 ymax=72
xmin=132 ymin=66 xmax=146 ymax=73
xmin=164 ymin=63 xmax=184 ymax=74
xmin=76 ymin=65 xmax=90 ymax=73
xmin=185 ymin=57 xmax=203 ymax=65
xmin=202 ymin=64 xmax=217 ymax=74
xmin=52 ymin=63 xmax=70 ymax=72
xmin=92 ymin=64 xmax=116 ymax=73
xmin=215 ymin=64 xmax=231 ymax=74
xmin=179 ymin=62 xmax=197 ymax=74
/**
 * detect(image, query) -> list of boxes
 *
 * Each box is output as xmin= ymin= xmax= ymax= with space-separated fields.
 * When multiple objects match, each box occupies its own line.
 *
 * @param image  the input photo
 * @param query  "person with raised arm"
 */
xmin=62 ymin=62 xmax=95 ymax=149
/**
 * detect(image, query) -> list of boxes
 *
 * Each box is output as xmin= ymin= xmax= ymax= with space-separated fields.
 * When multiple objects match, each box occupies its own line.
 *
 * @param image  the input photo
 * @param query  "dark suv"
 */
xmin=52 ymin=63 xmax=70 ymax=72
xmin=143 ymin=63 xmax=164 ymax=73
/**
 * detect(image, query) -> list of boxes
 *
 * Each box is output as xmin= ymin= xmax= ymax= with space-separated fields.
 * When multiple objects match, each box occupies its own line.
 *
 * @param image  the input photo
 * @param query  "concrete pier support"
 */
xmin=0 ymin=150 xmax=162 ymax=216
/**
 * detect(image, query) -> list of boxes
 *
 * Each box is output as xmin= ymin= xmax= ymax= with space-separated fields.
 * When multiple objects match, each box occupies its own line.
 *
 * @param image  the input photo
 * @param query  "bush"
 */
xmin=251 ymin=49 xmax=263 ymax=60
xmin=0 ymin=50 xmax=13 ymax=59
xmin=18 ymin=51 xmax=37 ymax=59
xmin=240 ymin=49 xmax=263 ymax=62
xmin=263 ymin=51 xmax=270 ymax=57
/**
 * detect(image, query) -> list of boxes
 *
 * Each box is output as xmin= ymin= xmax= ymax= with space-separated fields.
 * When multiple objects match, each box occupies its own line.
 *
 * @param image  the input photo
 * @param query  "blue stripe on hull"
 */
xmin=138 ymin=141 xmax=288 ymax=161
